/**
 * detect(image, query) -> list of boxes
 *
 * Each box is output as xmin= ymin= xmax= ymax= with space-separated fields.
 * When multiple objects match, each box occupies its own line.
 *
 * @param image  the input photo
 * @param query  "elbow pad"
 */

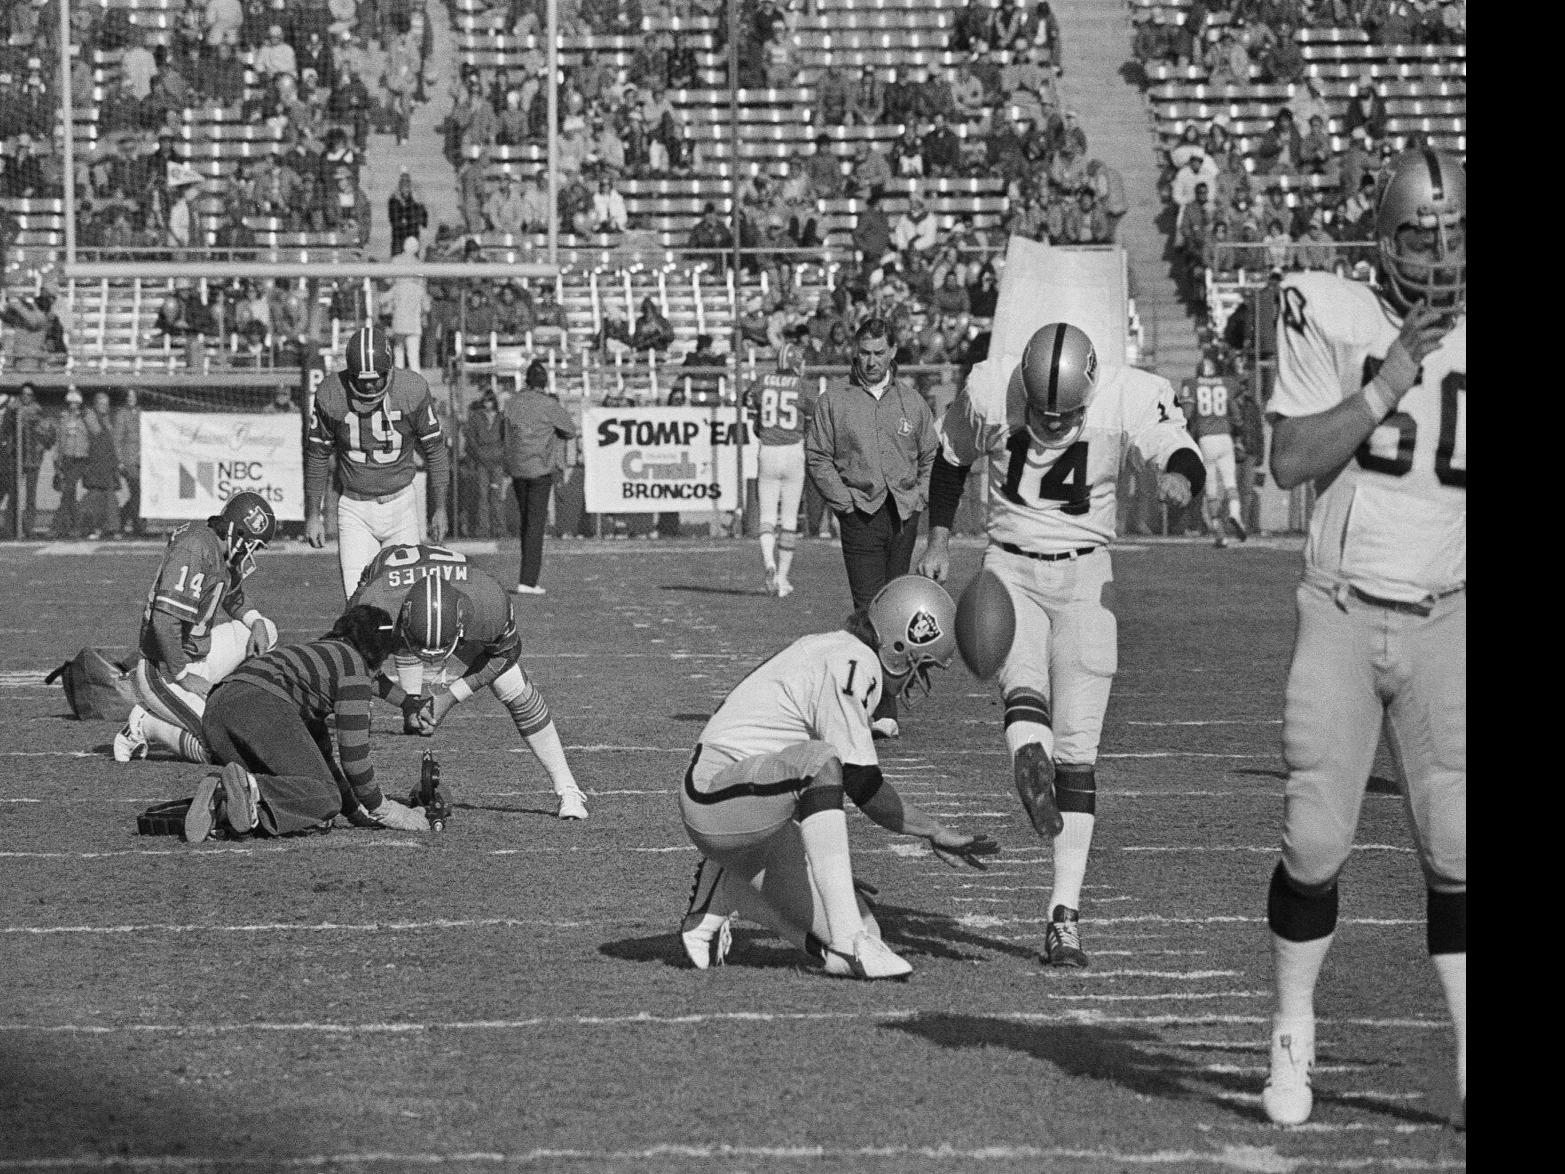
xmin=927 ymin=453 xmax=971 ymax=531
xmin=1165 ymin=447 xmax=1206 ymax=499
xmin=842 ymin=762 xmax=885 ymax=807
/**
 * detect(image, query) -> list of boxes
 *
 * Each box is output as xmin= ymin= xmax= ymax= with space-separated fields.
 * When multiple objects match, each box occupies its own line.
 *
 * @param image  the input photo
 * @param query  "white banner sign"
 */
xmin=583 ymin=406 xmax=753 ymax=514
xmin=140 ymin=413 xmax=304 ymax=521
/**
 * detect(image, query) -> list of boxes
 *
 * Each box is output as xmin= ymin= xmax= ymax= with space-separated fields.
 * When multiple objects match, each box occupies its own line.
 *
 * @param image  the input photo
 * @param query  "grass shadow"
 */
xmin=599 ymin=928 xmax=808 ymax=971
xmin=656 ymin=584 xmax=768 ymax=597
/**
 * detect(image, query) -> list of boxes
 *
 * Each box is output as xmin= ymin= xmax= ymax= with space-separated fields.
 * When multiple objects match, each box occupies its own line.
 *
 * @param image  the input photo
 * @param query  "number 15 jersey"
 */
xmin=306 ymin=368 xmax=447 ymax=503
xmin=1270 ymin=271 xmax=1466 ymax=602
xmin=938 ymin=359 xmax=1199 ymax=554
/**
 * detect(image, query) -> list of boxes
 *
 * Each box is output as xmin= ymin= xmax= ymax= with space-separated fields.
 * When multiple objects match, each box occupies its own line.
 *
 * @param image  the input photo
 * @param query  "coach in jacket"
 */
xmin=805 ymin=316 xmax=937 ymax=739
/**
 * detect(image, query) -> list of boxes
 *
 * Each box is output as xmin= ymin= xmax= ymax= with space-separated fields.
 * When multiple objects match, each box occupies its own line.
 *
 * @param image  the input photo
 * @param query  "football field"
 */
xmin=0 ymin=536 xmax=1465 ymax=1172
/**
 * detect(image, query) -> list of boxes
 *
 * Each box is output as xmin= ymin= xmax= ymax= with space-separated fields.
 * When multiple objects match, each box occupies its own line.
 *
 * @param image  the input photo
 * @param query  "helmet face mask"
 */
xmin=1375 ymin=149 xmax=1466 ymax=314
xmin=867 ymin=576 xmax=957 ymax=705
xmin=1020 ymin=323 xmax=1098 ymax=449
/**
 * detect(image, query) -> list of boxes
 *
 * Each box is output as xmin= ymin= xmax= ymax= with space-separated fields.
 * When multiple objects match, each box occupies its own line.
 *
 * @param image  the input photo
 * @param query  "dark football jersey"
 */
xmin=1179 ymin=376 xmax=1237 ymax=439
xmin=138 ymin=522 xmax=246 ymax=664
xmin=306 ymin=368 xmax=445 ymax=500
xmin=348 ymin=544 xmax=517 ymax=661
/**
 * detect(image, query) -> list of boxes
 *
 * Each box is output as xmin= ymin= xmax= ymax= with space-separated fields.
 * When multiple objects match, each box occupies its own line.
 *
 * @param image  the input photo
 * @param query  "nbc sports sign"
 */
xmin=583 ymin=406 xmax=755 ymax=514
xmin=140 ymin=413 xmax=304 ymax=521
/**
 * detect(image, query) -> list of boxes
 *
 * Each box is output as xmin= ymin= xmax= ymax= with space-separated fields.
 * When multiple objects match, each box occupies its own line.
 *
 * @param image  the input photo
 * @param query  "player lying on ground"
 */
xmin=305 ymin=325 xmax=451 ymax=598
xmin=189 ymin=604 xmax=431 ymax=841
xmin=919 ymin=322 xmax=1204 ymax=968
xmin=678 ymin=575 xmax=999 ymax=979
xmin=1259 ymin=148 xmax=1466 ymax=1128
xmin=349 ymin=543 xmax=589 ymax=821
xmin=115 ymin=492 xmax=280 ymax=765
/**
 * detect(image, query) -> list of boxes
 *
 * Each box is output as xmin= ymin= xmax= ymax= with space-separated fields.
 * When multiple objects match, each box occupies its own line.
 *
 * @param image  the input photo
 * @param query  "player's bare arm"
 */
xmin=1271 ymin=302 xmax=1454 ymax=490
xmin=846 ymin=763 xmax=998 ymax=869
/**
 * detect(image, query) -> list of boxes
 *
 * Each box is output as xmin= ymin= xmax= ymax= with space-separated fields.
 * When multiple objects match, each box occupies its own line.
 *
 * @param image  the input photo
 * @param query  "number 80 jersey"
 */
xmin=939 ymin=357 xmax=1199 ymax=554
xmin=1271 ymin=271 xmax=1466 ymax=601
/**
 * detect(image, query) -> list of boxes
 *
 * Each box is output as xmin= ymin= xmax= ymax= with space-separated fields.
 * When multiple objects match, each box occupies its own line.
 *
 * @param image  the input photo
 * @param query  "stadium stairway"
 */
xmin=1053 ymin=0 xmax=1203 ymax=382
xmin=364 ymin=0 xmax=463 ymax=260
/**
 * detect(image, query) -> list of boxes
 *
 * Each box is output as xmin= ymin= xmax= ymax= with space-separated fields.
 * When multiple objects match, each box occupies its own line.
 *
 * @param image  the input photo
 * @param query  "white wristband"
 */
xmin=448 ymin=679 xmax=474 ymax=704
xmin=240 ymin=609 xmax=262 ymax=627
xmin=1360 ymin=379 xmax=1396 ymax=424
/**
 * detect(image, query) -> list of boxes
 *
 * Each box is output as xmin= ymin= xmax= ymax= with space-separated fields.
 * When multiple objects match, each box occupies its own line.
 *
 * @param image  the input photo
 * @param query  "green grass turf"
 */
xmin=0 ymin=537 xmax=1464 ymax=1172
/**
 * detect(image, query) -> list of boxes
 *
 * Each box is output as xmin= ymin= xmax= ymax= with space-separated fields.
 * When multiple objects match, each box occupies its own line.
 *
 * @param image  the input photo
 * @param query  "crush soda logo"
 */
xmin=906 ymin=609 xmax=942 ymax=646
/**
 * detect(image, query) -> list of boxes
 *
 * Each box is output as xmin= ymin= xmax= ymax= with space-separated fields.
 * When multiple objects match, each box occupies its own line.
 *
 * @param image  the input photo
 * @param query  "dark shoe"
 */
xmin=1042 ymin=904 xmax=1088 ymax=968
xmin=1014 ymin=743 xmax=1064 ymax=837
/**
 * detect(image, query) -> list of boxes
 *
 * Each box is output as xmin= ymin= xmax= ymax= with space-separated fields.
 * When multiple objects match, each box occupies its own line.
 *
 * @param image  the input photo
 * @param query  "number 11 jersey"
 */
xmin=938 ymin=359 xmax=1199 ymax=554
xmin=1270 ymin=271 xmax=1466 ymax=601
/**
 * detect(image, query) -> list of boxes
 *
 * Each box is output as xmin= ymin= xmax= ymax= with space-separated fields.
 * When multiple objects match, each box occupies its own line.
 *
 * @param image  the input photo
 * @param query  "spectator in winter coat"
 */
xmin=113 ymin=388 xmax=144 ymax=535
xmin=387 ymin=170 xmax=429 ymax=257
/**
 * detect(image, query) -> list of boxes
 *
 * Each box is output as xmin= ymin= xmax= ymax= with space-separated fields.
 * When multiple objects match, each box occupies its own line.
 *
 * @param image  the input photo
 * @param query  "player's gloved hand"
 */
xmin=917 ymin=534 xmax=952 ymax=583
xmin=400 ymin=693 xmax=432 ymax=735
xmin=1382 ymin=300 xmax=1454 ymax=396
xmin=927 ymin=829 xmax=1000 ymax=871
xmin=426 ymin=687 xmax=458 ymax=732
xmin=427 ymin=511 xmax=448 ymax=543
xmin=369 ymin=797 xmax=430 ymax=833
xmin=1157 ymin=472 xmax=1193 ymax=508
xmin=305 ymin=514 xmax=327 ymax=549
xmin=174 ymin=669 xmax=211 ymax=699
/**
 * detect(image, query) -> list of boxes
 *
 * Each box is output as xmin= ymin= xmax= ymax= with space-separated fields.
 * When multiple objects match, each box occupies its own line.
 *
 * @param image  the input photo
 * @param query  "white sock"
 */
xmin=1047 ymin=811 xmax=1094 ymax=913
xmin=523 ymin=722 xmax=578 ymax=795
xmin=142 ymin=712 xmax=206 ymax=763
xmin=760 ymin=530 xmax=777 ymax=571
xmin=1005 ymin=723 xmax=1055 ymax=762
xmin=713 ymin=868 xmax=812 ymax=952
xmin=1272 ymin=932 xmax=1334 ymax=1029
xmin=799 ymin=808 xmax=866 ymax=950
xmin=1227 ymin=495 xmax=1244 ymax=523
xmin=394 ymin=654 xmax=424 ymax=698
xmin=1432 ymin=952 xmax=1466 ymax=1100
xmin=125 ymin=704 xmax=147 ymax=735
xmin=777 ymin=530 xmax=797 ymax=581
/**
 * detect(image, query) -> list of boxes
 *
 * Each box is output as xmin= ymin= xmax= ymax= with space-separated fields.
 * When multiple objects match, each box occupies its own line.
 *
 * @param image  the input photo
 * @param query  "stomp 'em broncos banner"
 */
xmin=582 ymin=406 xmax=755 ymax=514
xmin=139 ymin=413 xmax=305 ymax=521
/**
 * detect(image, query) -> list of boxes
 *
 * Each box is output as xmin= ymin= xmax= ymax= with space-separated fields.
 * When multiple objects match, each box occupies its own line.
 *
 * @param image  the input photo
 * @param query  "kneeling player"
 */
xmin=350 ymin=543 xmax=590 ymax=820
xmin=678 ymin=575 xmax=998 ymax=979
xmin=192 ymin=604 xmax=430 ymax=841
xmin=115 ymin=492 xmax=279 ymax=765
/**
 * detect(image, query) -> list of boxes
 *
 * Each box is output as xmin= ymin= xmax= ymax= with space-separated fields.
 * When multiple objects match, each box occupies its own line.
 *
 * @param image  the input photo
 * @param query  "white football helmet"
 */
xmin=1376 ymin=148 xmax=1466 ymax=313
xmin=868 ymin=575 xmax=957 ymax=703
xmin=1020 ymin=322 xmax=1099 ymax=449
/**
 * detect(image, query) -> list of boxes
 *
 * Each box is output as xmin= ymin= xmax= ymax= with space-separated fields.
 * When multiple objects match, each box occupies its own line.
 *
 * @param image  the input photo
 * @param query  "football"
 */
xmin=955 ymin=570 xmax=1016 ymax=680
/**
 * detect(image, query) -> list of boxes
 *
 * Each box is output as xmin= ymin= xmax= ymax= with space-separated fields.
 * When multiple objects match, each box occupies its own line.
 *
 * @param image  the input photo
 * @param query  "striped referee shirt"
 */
xmin=221 ymin=638 xmax=382 ymax=810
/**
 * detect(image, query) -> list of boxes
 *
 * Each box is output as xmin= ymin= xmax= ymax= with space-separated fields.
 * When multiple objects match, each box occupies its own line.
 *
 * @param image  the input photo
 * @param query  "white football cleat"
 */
xmin=556 ymin=787 xmax=589 ymax=821
xmin=775 ymin=578 xmax=794 ymax=599
xmin=823 ymin=931 xmax=912 ymax=980
xmin=871 ymin=717 xmax=900 ymax=739
xmin=681 ymin=912 xmax=733 ymax=969
xmin=1263 ymin=1027 xmax=1316 ymax=1126
xmin=510 ymin=583 xmax=547 ymax=596
xmin=113 ymin=706 xmax=149 ymax=763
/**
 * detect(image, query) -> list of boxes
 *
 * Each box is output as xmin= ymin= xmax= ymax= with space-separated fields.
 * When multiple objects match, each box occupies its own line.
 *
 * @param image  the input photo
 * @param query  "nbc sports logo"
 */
xmin=178 ymin=463 xmax=216 ymax=499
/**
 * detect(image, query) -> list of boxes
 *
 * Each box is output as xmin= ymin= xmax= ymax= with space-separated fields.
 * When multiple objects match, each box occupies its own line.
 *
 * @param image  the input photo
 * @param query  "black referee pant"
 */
xmin=836 ymin=498 xmax=921 ymax=724
xmin=202 ymin=683 xmax=349 ymax=835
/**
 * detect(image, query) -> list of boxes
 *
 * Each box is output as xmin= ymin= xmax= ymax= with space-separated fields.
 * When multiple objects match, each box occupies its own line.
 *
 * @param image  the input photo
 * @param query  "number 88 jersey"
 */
xmin=1271 ymin=271 xmax=1466 ymax=602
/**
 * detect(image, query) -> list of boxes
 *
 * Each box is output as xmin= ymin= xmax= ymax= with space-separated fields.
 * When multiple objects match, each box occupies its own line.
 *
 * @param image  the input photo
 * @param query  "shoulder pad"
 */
xmin=315 ymin=375 xmax=350 ymax=419
xmin=387 ymin=369 xmax=435 ymax=413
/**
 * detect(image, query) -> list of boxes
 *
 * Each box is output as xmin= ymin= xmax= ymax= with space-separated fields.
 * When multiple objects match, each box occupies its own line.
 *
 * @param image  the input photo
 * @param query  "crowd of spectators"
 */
xmin=1132 ymin=0 xmax=1464 ymax=81
xmin=57 ymin=0 xmax=440 ymax=253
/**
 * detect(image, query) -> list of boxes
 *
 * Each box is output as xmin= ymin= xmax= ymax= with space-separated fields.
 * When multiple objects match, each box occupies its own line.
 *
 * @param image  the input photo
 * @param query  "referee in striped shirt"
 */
xmin=189 ymin=604 xmax=431 ymax=841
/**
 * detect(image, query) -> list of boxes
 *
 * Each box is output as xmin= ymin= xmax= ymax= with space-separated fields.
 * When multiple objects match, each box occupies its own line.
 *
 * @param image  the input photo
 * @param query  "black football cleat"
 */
xmin=1043 ymin=904 xmax=1088 ymax=968
xmin=1014 ymin=743 xmax=1064 ymax=837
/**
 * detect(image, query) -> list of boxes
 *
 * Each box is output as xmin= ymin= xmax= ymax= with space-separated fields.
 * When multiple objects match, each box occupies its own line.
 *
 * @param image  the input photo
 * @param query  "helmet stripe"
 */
xmin=1423 ymin=149 xmax=1444 ymax=201
xmin=1046 ymin=324 xmax=1067 ymax=413
xmin=427 ymin=577 xmax=439 ymax=647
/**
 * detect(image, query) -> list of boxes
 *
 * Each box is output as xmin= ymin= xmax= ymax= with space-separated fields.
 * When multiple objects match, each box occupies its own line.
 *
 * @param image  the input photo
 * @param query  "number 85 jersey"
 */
xmin=1271 ymin=271 xmax=1465 ymax=601
xmin=939 ymin=358 xmax=1199 ymax=553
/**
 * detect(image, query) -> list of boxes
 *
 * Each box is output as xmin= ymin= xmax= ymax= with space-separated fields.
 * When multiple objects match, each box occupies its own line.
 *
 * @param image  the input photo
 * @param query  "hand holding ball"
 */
xmin=955 ymin=570 xmax=1016 ymax=680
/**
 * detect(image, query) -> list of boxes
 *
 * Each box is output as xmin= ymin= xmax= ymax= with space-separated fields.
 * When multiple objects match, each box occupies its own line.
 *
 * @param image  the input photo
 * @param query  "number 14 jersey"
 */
xmin=1271 ymin=271 xmax=1466 ymax=602
xmin=938 ymin=359 xmax=1199 ymax=554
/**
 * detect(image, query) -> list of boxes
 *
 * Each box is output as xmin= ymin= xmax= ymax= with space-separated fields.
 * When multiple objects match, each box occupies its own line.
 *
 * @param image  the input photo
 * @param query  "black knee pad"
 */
xmin=1427 ymin=888 xmax=1465 ymax=956
xmin=1267 ymin=861 xmax=1339 ymax=943
xmin=797 ymin=782 xmax=846 ymax=821
xmin=1056 ymin=764 xmax=1096 ymax=816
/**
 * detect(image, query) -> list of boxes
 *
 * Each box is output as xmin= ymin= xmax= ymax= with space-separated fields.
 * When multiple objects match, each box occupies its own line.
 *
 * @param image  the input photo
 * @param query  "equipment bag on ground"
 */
xmin=45 ymin=648 xmax=138 ymax=719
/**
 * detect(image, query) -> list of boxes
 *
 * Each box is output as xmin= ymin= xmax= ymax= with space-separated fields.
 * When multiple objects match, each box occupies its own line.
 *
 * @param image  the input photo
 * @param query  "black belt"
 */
xmin=999 ymin=543 xmax=1100 ymax=562
xmin=1347 ymin=584 xmax=1464 ymax=618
